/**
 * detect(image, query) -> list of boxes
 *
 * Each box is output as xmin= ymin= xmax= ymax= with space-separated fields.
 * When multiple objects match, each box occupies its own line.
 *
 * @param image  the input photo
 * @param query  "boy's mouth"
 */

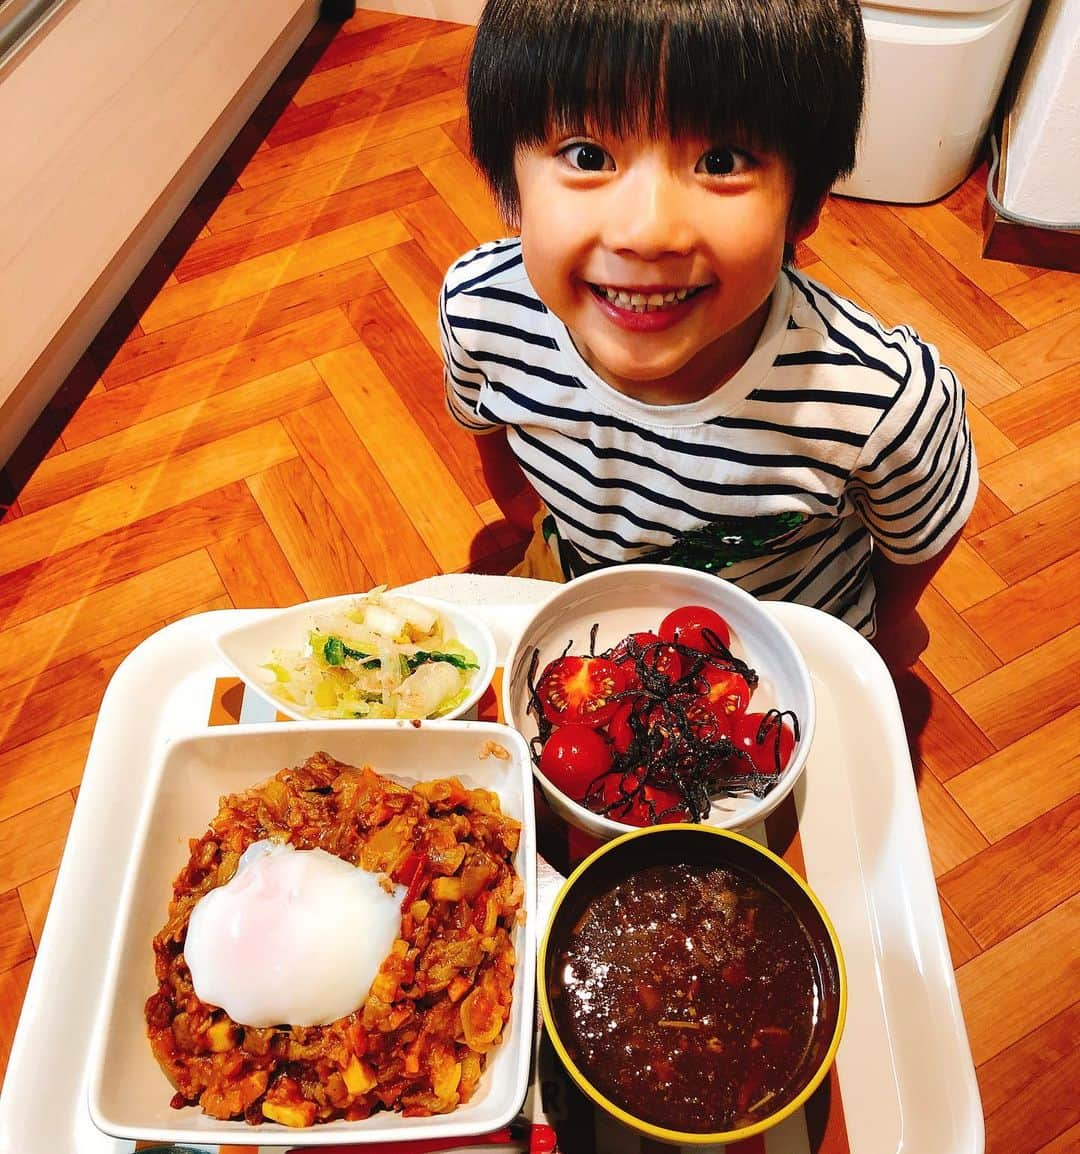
xmin=589 ymin=283 xmax=709 ymax=314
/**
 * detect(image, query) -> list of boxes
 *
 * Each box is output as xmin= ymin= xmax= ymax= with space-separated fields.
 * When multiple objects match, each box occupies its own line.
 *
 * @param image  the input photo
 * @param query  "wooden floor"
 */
xmin=1 ymin=10 xmax=1077 ymax=1152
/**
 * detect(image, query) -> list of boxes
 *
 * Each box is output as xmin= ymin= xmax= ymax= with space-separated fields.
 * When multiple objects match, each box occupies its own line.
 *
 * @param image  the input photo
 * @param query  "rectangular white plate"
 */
xmin=0 ymin=574 xmax=983 ymax=1154
xmin=87 ymin=720 xmax=536 ymax=1146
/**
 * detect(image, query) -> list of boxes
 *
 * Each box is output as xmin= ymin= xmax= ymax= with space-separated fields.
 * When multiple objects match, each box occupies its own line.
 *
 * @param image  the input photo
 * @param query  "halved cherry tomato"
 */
xmin=659 ymin=605 xmax=732 ymax=652
xmin=539 ymin=725 xmax=613 ymax=799
xmin=696 ymin=665 xmax=752 ymax=716
xmin=731 ymin=711 xmax=795 ymax=774
xmin=586 ymin=767 xmax=644 ymax=819
xmin=535 ymin=655 xmax=624 ymax=727
xmin=607 ymin=631 xmax=681 ymax=688
xmin=684 ymin=697 xmax=733 ymax=745
xmin=638 ymin=699 xmax=680 ymax=761
xmin=620 ymin=783 xmax=690 ymax=827
xmin=631 ymin=784 xmax=690 ymax=826
xmin=606 ymin=698 xmax=638 ymax=755
xmin=587 ymin=772 xmax=687 ymax=827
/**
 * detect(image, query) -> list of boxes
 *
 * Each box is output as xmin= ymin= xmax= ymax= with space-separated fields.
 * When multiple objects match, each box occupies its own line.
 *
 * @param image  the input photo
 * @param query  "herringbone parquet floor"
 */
xmin=0 ymin=11 xmax=1077 ymax=1153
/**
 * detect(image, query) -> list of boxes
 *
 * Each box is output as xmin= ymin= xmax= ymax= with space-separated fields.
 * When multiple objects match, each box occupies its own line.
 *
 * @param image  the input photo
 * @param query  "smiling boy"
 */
xmin=440 ymin=0 xmax=978 ymax=647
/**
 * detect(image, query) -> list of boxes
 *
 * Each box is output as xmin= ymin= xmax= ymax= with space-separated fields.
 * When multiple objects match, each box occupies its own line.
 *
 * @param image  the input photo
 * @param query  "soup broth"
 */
xmin=548 ymin=862 xmax=820 ymax=1132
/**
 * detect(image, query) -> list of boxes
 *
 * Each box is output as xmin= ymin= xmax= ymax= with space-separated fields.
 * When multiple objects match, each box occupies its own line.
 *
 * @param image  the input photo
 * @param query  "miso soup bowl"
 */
xmin=537 ymin=824 xmax=846 ymax=1147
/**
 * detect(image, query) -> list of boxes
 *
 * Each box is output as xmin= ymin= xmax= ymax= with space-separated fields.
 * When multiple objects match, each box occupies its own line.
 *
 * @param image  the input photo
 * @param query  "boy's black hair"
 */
xmin=467 ymin=0 xmax=865 ymax=233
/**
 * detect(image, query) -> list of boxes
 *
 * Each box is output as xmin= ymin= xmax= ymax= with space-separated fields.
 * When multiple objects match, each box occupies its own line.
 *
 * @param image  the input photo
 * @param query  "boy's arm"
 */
xmin=870 ymin=529 xmax=962 ymax=631
xmin=438 ymin=250 xmax=541 ymax=533
xmin=846 ymin=329 xmax=976 ymax=663
xmin=438 ymin=265 xmax=538 ymax=532
xmin=476 ymin=428 xmax=541 ymax=532
xmin=870 ymin=529 xmax=962 ymax=668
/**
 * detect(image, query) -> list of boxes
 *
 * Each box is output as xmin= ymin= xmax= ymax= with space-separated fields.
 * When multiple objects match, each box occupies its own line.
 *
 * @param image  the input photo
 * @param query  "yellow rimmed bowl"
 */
xmin=537 ymin=824 xmax=846 ymax=1146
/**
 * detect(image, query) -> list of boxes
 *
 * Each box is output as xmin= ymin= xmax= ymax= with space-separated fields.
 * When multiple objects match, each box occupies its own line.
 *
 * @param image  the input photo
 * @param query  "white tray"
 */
xmin=0 ymin=575 xmax=983 ymax=1154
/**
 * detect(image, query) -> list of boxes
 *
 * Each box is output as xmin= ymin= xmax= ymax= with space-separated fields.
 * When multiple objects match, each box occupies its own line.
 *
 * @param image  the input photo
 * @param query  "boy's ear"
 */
xmin=787 ymin=195 xmax=826 ymax=246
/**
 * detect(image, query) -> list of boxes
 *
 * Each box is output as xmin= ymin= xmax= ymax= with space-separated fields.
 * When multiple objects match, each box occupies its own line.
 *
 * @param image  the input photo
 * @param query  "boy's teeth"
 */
xmin=599 ymin=286 xmax=694 ymax=312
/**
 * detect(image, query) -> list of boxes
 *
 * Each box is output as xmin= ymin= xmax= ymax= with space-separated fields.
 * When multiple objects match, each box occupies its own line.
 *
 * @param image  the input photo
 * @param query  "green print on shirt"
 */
xmin=545 ymin=511 xmax=808 ymax=578
xmin=660 ymin=511 xmax=809 ymax=571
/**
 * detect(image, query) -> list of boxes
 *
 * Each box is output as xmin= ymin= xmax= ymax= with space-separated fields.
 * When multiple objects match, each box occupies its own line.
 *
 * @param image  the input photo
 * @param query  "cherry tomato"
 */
xmin=535 ymin=655 xmax=624 ymax=727
xmin=588 ymin=773 xmax=688 ymax=827
xmin=586 ymin=768 xmax=644 ymax=820
xmin=731 ymin=712 xmax=796 ymax=775
xmin=638 ymin=699 xmax=681 ymax=761
xmin=696 ymin=665 xmax=752 ymax=716
xmin=630 ymin=784 xmax=690 ymax=826
xmin=617 ymin=783 xmax=690 ymax=827
xmin=606 ymin=698 xmax=638 ymax=755
xmin=607 ymin=631 xmax=682 ymax=688
xmin=684 ymin=697 xmax=733 ymax=745
xmin=659 ymin=604 xmax=732 ymax=652
xmin=538 ymin=725 xmax=613 ymax=799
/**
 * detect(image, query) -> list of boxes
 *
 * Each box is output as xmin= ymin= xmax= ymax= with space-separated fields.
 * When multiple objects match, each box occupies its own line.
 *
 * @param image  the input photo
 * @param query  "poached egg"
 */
xmin=183 ymin=839 xmax=405 ymax=1027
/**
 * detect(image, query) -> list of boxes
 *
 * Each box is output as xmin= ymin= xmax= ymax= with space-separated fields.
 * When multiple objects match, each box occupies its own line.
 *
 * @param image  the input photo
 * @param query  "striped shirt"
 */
xmin=441 ymin=239 xmax=978 ymax=636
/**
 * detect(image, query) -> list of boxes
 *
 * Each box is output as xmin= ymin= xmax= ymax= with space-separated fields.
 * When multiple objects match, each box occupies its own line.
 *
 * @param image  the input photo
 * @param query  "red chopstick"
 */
xmin=286 ymin=1118 xmax=557 ymax=1154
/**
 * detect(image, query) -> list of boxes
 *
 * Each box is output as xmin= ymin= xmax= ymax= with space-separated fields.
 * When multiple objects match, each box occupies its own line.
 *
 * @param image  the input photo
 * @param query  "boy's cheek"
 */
xmin=518 ymin=234 xmax=571 ymax=311
xmin=519 ymin=201 xmax=593 ymax=276
xmin=515 ymin=156 xmax=596 ymax=235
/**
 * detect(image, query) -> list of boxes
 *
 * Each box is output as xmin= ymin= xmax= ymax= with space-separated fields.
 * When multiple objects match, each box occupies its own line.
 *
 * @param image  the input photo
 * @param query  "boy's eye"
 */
xmin=696 ymin=148 xmax=746 ymax=177
xmin=560 ymin=142 xmax=614 ymax=172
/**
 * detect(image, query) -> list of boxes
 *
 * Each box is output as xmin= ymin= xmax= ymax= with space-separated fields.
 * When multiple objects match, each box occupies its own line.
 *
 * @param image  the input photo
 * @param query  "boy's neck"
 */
xmin=571 ymin=292 xmax=775 ymax=407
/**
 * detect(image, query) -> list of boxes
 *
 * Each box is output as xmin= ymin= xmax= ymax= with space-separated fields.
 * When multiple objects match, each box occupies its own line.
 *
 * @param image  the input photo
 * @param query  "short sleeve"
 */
xmin=849 ymin=332 xmax=978 ymax=564
xmin=439 ymin=277 xmax=499 ymax=434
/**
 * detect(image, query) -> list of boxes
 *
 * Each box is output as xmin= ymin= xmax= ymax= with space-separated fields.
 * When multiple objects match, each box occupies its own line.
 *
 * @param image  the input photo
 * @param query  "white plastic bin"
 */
xmin=837 ymin=0 xmax=1034 ymax=204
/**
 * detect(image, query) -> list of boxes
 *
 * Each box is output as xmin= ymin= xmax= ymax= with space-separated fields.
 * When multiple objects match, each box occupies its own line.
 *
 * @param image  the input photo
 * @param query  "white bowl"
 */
xmin=501 ymin=565 xmax=815 ymax=840
xmin=213 ymin=591 xmax=497 ymax=723
xmin=87 ymin=720 xmax=536 ymax=1147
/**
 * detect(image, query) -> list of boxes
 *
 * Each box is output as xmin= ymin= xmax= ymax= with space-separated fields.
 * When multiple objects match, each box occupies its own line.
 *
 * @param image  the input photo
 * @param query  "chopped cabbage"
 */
xmin=259 ymin=589 xmax=479 ymax=720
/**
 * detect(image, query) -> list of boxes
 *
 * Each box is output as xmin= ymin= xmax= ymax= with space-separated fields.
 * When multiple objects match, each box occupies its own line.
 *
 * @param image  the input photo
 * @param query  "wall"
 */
xmin=0 ymin=0 xmax=320 ymax=468
xmin=1003 ymin=0 xmax=1080 ymax=225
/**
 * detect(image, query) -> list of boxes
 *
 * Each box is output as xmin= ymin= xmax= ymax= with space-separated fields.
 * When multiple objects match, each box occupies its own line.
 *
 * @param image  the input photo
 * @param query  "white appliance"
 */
xmin=838 ymin=0 xmax=1034 ymax=203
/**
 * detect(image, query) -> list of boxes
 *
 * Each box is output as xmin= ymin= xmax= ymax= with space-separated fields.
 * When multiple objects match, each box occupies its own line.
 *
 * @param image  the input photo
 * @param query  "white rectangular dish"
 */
xmin=0 ymin=574 xmax=983 ymax=1154
xmin=86 ymin=720 xmax=536 ymax=1147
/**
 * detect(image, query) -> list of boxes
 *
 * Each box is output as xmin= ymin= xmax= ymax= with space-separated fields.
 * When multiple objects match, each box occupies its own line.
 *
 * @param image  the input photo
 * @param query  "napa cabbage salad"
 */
xmin=260 ymin=589 xmax=480 ymax=720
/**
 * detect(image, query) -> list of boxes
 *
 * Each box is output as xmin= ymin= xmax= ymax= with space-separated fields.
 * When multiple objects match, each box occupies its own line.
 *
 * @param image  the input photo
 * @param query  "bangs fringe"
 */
xmin=536 ymin=6 xmax=813 ymax=156
xmin=469 ymin=0 xmax=864 ymax=223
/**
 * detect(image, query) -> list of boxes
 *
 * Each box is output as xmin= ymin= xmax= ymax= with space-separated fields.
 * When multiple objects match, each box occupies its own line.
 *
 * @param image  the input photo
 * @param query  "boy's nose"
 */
xmin=603 ymin=170 xmax=695 ymax=258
